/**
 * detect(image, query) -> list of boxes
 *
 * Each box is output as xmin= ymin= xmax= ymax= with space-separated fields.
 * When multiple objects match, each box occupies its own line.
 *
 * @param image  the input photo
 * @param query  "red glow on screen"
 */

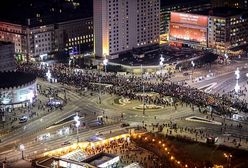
xmin=170 ymin=12 xmax=208 ymax=27
xmin=169 ymin=23 xmax=207 ymax=43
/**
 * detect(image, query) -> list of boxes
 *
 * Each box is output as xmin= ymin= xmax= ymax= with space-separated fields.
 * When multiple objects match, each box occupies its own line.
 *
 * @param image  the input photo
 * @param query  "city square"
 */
xmin=0 ymin=0 xmax=248 ymax=168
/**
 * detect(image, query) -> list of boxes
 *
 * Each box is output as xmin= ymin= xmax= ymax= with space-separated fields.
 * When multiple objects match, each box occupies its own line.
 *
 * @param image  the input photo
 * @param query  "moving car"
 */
xmin=61 ymin=141 xmax=71 ymax=146
xmin=19 ymin=116 xmax=28 ymax=123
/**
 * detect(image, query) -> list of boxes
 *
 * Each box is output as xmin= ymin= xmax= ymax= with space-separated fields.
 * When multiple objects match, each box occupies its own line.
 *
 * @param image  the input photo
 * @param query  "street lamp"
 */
xmin=191 ymin=61 xmax=195 ymax=80
xmin=103 ymin=58 xmax=108 ymax=73
xmin=141 ymin=64 xmax=145 ymax=115
xmin=46 ymin=69 xmax=52 ymax=82
xmin=74 ymin=113 xmax=80 ymax=143
xmin=235 ymin=67 xmax=240 ymax=80
xmin=224 ymin=153 xmax=232 ymax=168
xmin=19 ymin=144 xmax=25 ymax=159
xmin=159 ymin=55 xmax=165 ymax=76
xmin=224 ymin=53 xmax=228 ymax=65
xmin=235 ymin=67 xmax=240 ymax=93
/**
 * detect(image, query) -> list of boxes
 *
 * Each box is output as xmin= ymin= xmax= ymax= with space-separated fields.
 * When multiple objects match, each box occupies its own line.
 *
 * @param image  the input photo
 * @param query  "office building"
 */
xmin=27 ymin=24 xmax=55 ymax=60
xmin=0 ymin=41 xmax=16 ymax=71
xmin=55 ymin=17 xmax=93 ymax=53
xmin=208 ymin=7 xmax=248 ymax=55
xmin=0 ymin=22 xmax=27 ymax=60
xmin=94 ymin=0 xmax=160 ymax=57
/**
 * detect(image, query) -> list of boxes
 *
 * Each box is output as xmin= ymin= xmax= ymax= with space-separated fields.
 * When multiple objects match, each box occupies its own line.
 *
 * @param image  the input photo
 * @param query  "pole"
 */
xmin=76 ymin=129 xmax=79 ymax=144
xmin=21 ymin=150 xmax=24 ymax=159
xmin=99 ymin=77 xmax=101 ymax=104
xmin=141 ymin=64 xmax=145 ymax=115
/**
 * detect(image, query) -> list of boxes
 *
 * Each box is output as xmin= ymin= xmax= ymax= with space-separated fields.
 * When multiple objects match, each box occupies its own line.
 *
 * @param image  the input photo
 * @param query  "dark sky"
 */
xmin=0 ymin=0 xmax=93 ymax=24
xmin=0 ymin=0 xmax=210 ymax=24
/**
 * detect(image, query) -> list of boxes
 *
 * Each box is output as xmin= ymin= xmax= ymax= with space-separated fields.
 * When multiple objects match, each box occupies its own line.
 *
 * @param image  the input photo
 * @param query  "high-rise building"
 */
xmin=93 ymin=0 xmax=160 ymax=57
xmin=211 ymin=0 xmax=248 ymax=9
xmin=160 ymin=0 xmax=211 ymax=42
xmin=0 ymin=41 xmax=16 ymax=72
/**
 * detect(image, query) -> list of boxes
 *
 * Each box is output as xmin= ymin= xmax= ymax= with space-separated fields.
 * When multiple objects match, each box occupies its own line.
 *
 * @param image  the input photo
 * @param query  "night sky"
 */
xmin=0 ymin=0 xmax=93 ymax=24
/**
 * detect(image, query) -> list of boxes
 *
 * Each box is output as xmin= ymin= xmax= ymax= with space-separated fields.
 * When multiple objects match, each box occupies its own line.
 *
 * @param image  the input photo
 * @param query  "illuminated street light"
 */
xmin=74 ymin=113 xmax=80 ymax=143
xmin=191 ymin=61 xmax=195 ymax=79
xmin=224 ymin=153 xmax=232 ymax=168
xmin=235 ymin=67 xmax=240 ymax=80
xmin=46 ymin=69 xmax=51 ymax=81
xmin=235 ymin=67 xmax=240 ymax=93
xmin=191 ymin=60 xmax=195 ymax=67
xmin=159 ymin=55 xmax=164 ymax=75
xmin=103 ymin=58 xmax=108 ymax=73
xmin=19 ymin=144 xmax=25 ymax=159
xmin=234 ymin=82 xmax=240 ymax=93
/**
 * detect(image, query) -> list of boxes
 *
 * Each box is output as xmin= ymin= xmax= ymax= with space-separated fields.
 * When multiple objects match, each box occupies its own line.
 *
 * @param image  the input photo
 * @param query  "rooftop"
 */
xmin=195 ymin=7 xmax=247 ymax=17
xmin=0 ymin=71 xmax=36 ymax=89
xmin=161 ymin=0 xmax=210 ymax=7
xmin=83 ymin=152 xmax=118 ymax=167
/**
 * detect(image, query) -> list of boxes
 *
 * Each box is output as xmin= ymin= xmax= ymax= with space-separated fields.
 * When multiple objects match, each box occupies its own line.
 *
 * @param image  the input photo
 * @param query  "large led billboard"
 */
xmin=170 ymin=23 xmax=207 ymax=43
xmin=169 ymin=12 xmax=208 ymax=45
xmin=170 ymin=12 xmax=208 ymax=27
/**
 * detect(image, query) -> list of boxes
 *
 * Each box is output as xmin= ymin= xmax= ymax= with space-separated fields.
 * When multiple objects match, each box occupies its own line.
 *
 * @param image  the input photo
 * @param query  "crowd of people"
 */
xmin=17 ymin=63 xmax=248 ymax=118
xmin=84 ymin=137 xmax=165 ymax=167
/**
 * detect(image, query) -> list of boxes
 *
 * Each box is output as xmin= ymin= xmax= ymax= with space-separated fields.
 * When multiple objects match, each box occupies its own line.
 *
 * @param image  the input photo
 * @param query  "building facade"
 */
xmin=0 ymin=17 xmax=94 ymax=61
xmin=0 ymin=41 xmax=16 ymax=72
xmin=27 ymin=25 xmax=55 ymax=59
xmin=0 ymin=22 xmax=27 ymax=59
xmin=55 ymin=17 xmax=93 ymax=53
xmin=94 ymin=0 xmax=160 ymax=57
xmin=208 ymin=8 xmax=248 ymax=54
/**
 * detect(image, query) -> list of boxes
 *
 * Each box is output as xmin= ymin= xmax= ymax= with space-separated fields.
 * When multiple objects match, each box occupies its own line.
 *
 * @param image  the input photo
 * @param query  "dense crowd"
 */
xmin=84 ymin=137 xmax=165 ymax=167
xmin=17 ymin=63 xmax=248 ymax=117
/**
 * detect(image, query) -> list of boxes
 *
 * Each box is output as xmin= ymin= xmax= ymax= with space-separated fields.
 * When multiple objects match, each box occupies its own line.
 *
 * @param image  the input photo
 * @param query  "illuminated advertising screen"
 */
xmin=169 ymin=12 xmax=208 ymax=44
xmin=169 ymin=23 xmax=207 ymax=43
xmin=170 ymin=12 xmax=208 ymax=27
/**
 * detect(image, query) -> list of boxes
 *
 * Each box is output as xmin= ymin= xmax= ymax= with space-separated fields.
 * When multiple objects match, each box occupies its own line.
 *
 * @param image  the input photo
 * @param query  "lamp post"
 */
xmin=20 ymin=144 xmax=25 ymax=159
xmin=103 ymin=58 xmax=108 ymax=73
xmin=159 ymin=55 xmax=164 ymax=77
xmin=141 ymin=64 xmax=145 ymax=115
xmin=191 ymin=61 xmax=195 ymax=80
xmin=46 ymin=69 xmax=52 ymax=82
xmin=224 ymin=153 xmax=232 ymax=168
xmin=234 ymin=67 xmax=240 ymax=93
xmin=225 ymin=53 xmax=228 ymax=65
xmin=74 ymin=113 xmax=80 ymax=143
